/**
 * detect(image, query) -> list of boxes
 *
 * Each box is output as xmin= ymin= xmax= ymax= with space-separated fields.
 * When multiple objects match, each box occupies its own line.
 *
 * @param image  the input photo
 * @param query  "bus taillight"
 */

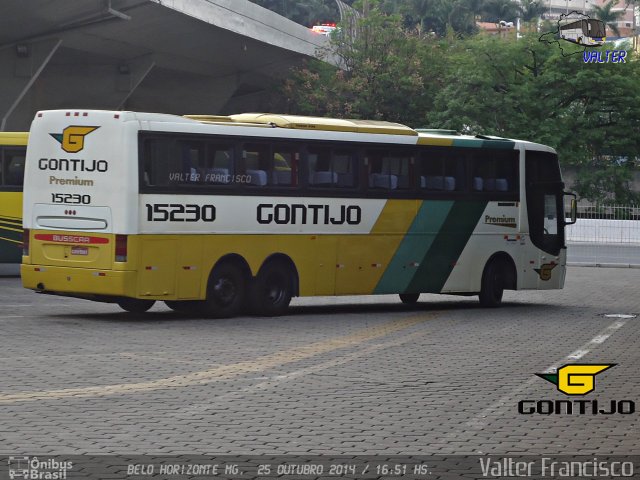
xmin=115 ymin=235 xmax=127 ymax=262
xmin=23 ymin=228 xmax=30 ymax=256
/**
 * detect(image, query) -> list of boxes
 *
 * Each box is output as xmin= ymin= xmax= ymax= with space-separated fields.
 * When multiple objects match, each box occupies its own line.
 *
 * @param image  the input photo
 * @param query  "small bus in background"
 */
xmin=0 ymin=132 xmax=27 ymax=267
xmin=310 ymin=23 xmax=337 ymax=36
xmin=22 ymin=110 xmax=576 ymax=316
xmin=558 ymin=18 xmax=606 ymax=46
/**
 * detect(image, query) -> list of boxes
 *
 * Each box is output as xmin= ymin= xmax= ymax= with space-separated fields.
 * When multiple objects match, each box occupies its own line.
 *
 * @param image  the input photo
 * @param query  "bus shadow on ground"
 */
xmin=48 ymin=298 xmax=556 ymax=324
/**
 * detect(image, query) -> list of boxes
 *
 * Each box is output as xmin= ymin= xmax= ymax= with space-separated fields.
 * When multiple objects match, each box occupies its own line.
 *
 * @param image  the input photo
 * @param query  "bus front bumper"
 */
xmin=21 ymin=264 xmax=137 ymax=298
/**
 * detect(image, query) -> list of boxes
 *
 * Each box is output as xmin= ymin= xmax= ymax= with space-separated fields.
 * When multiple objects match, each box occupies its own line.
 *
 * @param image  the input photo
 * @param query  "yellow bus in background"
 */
xmin=0 ymin=132 xmax=27 ymax=265
xmin=22 ymin=110 xmax=575 ymax=316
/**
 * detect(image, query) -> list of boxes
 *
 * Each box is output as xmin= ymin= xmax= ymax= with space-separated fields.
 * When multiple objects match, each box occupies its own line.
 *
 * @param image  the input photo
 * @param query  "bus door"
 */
xmin=525 ymin=151 xmax=566 ymax=289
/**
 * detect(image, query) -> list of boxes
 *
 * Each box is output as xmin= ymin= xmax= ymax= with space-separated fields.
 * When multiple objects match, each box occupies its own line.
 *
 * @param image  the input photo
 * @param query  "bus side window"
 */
xmin=332 ymin=149 xmax=356 ymax=188
xmin=473 ymin=150 xmax=518 ymax=194
xmin=142 ymin=138 xmax=171 ymax=187
xmin=307 ymin=147 xmax=335 ymax=186
xmin=367 ymin=149 xmax=410 ymax=190
xmin=0 ymin=148 xmax=4 ymax=186
xmin=419 ymin=148 xmax=463 ymax=192
xmin=271 ymin=145 xmax=299 ymax=187
xmin=243 ymin=143 xmax=270 ymax=187
xmin=5 ymin=151 xmax=25 ymax=186
xmin=177 ymin=140 xmax=205 ymax=184
xmin=204 ymin=142 xmax=234 ymax=185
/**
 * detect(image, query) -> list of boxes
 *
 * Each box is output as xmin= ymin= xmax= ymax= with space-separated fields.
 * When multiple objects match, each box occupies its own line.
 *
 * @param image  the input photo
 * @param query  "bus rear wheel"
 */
xmin=117 ymin=298 xmax=155 ymax=313
xmin=399 ymin=293 xmax=420 ymax=304
xmin=479 ymin=259 xmax=505 ymax=307
xmin=249 ymin=261 xmax=293 ymax=316
xmin=201 ymin=263 xmax=246 ymax=318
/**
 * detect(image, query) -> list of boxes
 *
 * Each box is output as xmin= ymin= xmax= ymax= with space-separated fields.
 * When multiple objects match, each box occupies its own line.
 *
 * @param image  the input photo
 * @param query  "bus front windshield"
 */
xmin=588 ymin=20 xmax=606 ymax=38
xmin=525 ymin=151 xmax=564 ymax=256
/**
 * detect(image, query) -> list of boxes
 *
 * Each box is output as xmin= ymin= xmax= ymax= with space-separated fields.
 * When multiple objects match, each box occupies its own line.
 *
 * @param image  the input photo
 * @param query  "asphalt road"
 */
xmin=567 ymin=242 xmax=640 ymax=266
xmin=0 ymin=267 xmax=638 ymax=474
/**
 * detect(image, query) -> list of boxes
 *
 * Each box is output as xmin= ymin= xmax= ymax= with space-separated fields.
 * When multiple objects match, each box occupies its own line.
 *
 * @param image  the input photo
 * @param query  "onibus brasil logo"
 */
xmin=519 ymin=363 xmax=635 ymax=414
xmin=50 ymin=126 xmax=99 ymax=153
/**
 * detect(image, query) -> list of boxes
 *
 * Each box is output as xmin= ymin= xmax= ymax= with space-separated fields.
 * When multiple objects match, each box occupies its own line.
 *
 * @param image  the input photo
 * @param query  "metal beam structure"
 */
xmin=0 ymin=0 xmax=329 ymax=130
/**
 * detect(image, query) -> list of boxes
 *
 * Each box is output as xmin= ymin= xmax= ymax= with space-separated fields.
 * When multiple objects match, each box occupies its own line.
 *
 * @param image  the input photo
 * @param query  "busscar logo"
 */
xmin=536 ymin=363 xmax=615 ymax=395
xmin=50 ymin=126 xmax=99 ymax=153
xmin=519 ymin=363 xmax=635 ymax=415
xmin=534 ymin=262 xmax=557 ymax=281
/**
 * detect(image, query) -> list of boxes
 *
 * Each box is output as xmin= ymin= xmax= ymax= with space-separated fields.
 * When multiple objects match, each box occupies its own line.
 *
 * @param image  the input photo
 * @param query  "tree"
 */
xmin=519 ymin=0 xmax=547 ymax=23
xmin=273 ymin=2 xmax=640 ymax=202
xmin=428 ymin=34 xmax=640 ymax=202
xmin=591 ymin=0 xmax=625 ymax=37
xmin=249 ymin=0 xmax=338 ymax=26
xmin=479 ymin=0 xmax=520 ymax=23
xmin=279 ymin=2 xmax=441 ymax=125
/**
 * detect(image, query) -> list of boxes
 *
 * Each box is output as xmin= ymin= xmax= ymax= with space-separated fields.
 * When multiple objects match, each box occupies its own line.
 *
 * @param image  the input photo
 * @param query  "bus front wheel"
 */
xmin=479 ymin=259 xmax=505 ymax=307
xmin=202 ymin=263 xmax=246 ymax=318
xmin=117 ymin=298 xmax=155 ymax=313
xmin=249 ymin=261 xmax=294 ymax=316
xmin=399 ymin=293 xmax=420 ymax=304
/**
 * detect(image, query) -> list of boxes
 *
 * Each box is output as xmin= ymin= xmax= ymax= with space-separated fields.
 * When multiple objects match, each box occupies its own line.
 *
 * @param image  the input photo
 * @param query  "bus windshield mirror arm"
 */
xmin=563 ymin=191 xmax=577 ymax=225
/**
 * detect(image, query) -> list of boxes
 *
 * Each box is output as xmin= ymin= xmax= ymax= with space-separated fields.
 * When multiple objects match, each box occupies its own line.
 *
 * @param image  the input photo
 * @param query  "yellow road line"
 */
xmin=0 ymin=313 xmax=435 ymax=403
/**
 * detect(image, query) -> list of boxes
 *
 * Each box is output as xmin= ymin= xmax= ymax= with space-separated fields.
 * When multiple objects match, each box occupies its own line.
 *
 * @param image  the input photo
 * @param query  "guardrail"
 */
xmin=565 ymin=204 xmax=640 ymax=267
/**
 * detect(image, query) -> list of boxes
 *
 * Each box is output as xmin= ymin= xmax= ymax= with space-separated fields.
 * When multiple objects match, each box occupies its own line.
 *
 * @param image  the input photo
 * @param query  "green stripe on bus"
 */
xmin=406 ymin=200 xmax=489 ymax=293
xmin=374 ymin=201 xmax=453 ymax=294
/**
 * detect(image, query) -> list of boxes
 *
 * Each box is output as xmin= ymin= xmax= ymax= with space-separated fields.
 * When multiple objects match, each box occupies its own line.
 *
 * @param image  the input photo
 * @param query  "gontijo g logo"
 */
xmin=518 ymin=363 xmax=635 ymax=414
xmin=536 ymin=363 xmax=614 ymax=395
xmin=50 ymin=126 xmax=99 ymax=153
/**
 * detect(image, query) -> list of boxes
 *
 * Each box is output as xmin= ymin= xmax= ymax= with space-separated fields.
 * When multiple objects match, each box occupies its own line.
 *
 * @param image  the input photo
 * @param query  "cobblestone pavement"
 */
xmin=0 ymin=267 xmax=638 ymax=457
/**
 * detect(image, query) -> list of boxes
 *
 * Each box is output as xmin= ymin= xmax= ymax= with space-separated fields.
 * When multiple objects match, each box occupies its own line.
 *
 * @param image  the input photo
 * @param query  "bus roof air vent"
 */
xmin=475 ymin=134 xmax=511 ymax=141
xmin=184 ymin=113 xmax=418 ymax=135
xmin=231 ymin=113 xmax=418 ymax=136
xmin=415 ymin=129 xmax=460 ymax=135
xmin=183 ymin=115 xmax=233 ymax=123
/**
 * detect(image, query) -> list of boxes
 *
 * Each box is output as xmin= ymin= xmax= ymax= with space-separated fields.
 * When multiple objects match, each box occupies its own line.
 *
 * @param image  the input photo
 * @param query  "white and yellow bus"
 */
xmin=22 ymin=110 xmax=576 ymax=316
xmin=0 ymin=132 xmax=27 ymax=266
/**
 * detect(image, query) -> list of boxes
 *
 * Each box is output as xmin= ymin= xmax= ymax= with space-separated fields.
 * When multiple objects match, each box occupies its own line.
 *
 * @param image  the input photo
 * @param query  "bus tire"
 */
xmin=399 ymin=293 xmax=420 ymax=304
xmin=479 ymin=259 xmax=505 ymax=307
xmin=249 ymin=261 xmax=293 ymax=316
xmin=202 ymin=262 xmax=246 ymax=318
xmin=117 ymin=298 xmax=155 ymax=313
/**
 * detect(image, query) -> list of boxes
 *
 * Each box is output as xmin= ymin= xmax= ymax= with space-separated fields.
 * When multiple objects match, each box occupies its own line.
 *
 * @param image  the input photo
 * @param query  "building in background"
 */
xmin=0 ymin=0 xmax=330 ymax=131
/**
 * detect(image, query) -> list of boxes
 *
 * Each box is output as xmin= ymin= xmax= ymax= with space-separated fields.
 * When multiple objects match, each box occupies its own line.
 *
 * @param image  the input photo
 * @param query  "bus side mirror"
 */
xmin=564 ymin=192 xmax=577 ymax=225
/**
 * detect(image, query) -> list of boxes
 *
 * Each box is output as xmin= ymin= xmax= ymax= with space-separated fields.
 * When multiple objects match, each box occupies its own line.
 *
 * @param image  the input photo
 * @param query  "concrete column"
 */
xmin=115 ymin=56 xmax=157 ymax=109
xmin=125 ymin=70 xmax=240 ymax=114
xmin=0 ymin=38 xmax=62 ymax=131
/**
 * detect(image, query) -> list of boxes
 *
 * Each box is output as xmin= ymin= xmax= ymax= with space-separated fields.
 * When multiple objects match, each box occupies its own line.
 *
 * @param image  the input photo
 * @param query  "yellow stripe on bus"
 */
xmin=334 ymin=200 xmax=419 ymax=294
xmin=0 ymin=192 xmax=23 ymax=219
xmin=0 ymin=225 xmax=23 ymax=233
xmin=0 ymin=236 xmax=21 ymax=245
xmin=417 ymin=137 xmax=454 ymax=146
